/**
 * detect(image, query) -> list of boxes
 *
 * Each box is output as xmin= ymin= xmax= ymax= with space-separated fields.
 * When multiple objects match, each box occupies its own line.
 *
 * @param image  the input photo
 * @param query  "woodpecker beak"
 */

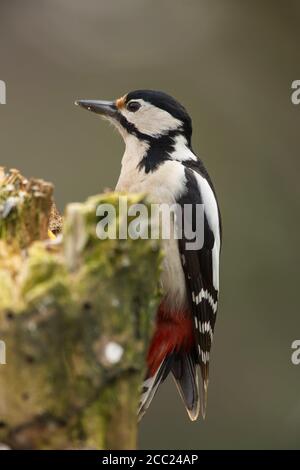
xmin=75 ymin=100 xmax=117 ymax=118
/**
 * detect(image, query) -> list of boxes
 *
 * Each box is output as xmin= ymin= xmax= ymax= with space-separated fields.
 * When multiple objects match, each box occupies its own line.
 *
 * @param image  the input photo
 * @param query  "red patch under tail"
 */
xmin=147 ymin=302 xmax=194 ymax=376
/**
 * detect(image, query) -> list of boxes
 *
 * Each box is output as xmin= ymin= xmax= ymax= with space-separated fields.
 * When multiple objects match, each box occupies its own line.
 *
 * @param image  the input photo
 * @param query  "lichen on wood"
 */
xmin=0 ymin=168 xmax=161 ymax=449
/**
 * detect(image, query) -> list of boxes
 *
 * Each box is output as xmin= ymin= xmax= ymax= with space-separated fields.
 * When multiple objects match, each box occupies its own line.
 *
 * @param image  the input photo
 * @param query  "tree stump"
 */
xmin=0 ymin=168 xmax=161 ymax=449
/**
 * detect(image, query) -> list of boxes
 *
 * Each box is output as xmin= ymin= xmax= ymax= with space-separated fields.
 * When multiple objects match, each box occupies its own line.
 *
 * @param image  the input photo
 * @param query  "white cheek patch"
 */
xmin=120 ymin=99 xmax=182 ymax=137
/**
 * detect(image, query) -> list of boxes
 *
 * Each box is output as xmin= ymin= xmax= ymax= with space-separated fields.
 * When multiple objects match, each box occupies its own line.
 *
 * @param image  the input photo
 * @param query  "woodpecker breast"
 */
xmin=116 ymin=158 xmax=189 ymax=310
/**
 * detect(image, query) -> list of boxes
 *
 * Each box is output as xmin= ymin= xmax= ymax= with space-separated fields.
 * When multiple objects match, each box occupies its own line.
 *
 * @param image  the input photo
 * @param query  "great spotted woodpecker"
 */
xmin=76 ymin=90 xmax=222 ymax=421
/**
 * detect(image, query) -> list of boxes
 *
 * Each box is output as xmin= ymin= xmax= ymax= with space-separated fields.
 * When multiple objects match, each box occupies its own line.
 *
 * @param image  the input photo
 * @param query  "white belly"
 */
xmin=116 ymin=160 xmax=188 ymax=311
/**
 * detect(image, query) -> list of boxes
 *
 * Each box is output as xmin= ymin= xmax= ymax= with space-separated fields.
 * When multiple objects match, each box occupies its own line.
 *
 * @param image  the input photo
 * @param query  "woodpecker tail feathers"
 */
xmin=171 ymin=352 xmax=200 ymax=421
xmin=138 ymin=355 xmax=173 ymax=421
xmin=138 ymin=352 xmax=202 ymax=421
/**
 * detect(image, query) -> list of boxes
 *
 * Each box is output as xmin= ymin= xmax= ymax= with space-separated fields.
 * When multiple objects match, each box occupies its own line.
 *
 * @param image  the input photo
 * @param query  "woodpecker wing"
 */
xmin=177 ymin=163 xmax=221 ymax=417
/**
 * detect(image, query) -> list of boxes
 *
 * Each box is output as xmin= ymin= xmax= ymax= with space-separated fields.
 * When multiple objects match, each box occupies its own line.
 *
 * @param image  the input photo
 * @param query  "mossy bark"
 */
xmin=0 ymin=169 xmax=161 ymax=449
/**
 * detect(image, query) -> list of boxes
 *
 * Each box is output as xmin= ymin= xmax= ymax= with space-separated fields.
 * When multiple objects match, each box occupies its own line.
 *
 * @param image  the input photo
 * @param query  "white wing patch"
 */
xmin=194 ymin=172 xmax=221 ymax=291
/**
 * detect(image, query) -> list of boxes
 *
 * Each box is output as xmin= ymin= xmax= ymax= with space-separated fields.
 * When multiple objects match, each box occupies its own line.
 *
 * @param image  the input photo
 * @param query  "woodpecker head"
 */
xmin=75 ymin=90 xmax=192 ymax=148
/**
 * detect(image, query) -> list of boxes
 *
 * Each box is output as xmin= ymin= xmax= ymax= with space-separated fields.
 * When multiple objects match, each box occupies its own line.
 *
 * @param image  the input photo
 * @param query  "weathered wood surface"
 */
xmin=0 ymin=168 xmax=161 ymax=449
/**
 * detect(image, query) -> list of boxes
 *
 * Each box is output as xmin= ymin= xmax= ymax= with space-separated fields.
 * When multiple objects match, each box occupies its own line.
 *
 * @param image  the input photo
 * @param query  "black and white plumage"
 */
xmin=76 ymin=90 xmax=222 ymax=421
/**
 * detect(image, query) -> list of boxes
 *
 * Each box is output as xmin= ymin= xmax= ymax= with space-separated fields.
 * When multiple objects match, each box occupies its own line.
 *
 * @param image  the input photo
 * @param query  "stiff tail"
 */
xmin=171 ymin=352 xmax=200 ymax=421
xmin=138 ymin=352 xmax=201 ymax=421
xmin=138 ymin=355 xmax=173 ymax=421
xmin=138 ymin=302 xmax=208 ymax=421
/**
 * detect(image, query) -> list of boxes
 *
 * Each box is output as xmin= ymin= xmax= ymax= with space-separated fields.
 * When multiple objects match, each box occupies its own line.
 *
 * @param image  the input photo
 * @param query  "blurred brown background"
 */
xmin=1 ymin=0 xmax=300 ymax=449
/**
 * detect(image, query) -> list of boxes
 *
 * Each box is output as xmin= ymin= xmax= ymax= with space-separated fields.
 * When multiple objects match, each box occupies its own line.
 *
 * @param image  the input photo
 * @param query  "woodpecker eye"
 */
xmin=126 ymin=101 xmax=141 ymax=112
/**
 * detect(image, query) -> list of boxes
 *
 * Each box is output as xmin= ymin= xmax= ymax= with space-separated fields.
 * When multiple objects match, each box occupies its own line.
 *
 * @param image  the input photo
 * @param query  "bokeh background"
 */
xmin=1 ymin=0 xmax=300 ymax=449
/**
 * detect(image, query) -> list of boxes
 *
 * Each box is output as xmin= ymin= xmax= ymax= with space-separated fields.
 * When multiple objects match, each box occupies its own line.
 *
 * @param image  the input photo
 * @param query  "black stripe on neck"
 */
xmin=137 ymin=130 xmax=193 ymax=173
xmin=117 ymin=114 xmax=150 ymax=141
xmin=117 ymin=113 xmax=193 ymax=174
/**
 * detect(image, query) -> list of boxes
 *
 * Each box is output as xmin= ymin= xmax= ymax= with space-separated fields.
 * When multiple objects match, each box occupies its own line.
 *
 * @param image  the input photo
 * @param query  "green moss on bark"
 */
xmin=0 ymin=171 xmax=161 ymax=449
